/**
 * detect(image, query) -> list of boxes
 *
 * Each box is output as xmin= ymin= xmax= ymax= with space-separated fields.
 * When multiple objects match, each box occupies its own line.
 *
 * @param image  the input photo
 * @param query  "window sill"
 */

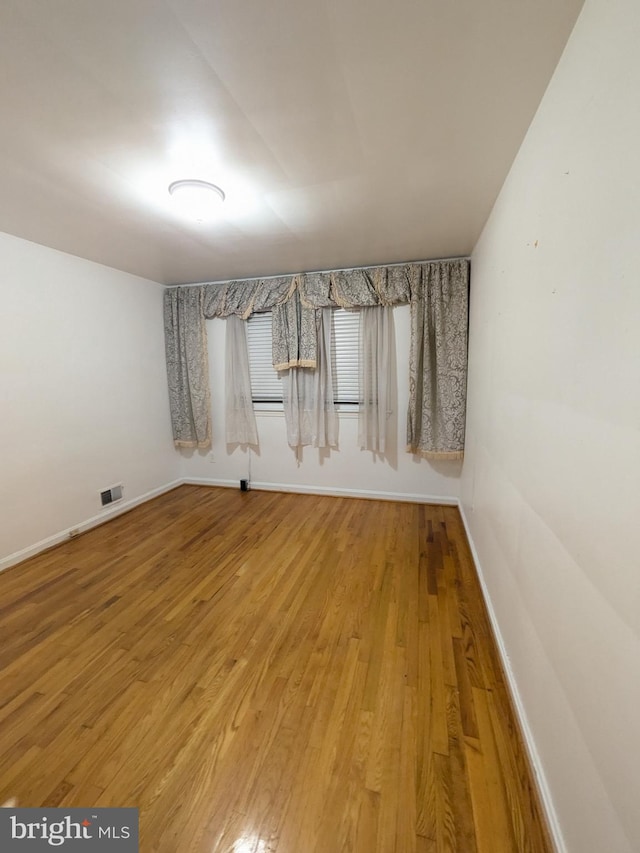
xmin=253 ymin=403 xmax=359 ymax=417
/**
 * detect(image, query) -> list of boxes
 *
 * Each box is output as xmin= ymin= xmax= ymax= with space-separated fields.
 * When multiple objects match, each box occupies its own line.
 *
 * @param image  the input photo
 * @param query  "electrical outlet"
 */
xmin=208 ymin=452 xmax=215 ymax=463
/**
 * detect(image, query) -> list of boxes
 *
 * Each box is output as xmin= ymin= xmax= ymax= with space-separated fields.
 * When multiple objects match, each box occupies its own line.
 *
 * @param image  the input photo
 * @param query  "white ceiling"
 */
xmin=0 ymin=0 xmax=583 ymax=285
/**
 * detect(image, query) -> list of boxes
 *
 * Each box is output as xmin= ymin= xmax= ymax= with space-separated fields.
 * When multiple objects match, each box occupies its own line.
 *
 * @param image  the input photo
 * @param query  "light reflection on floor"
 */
xmin=231 ymin=834 xmax=268 ymax=853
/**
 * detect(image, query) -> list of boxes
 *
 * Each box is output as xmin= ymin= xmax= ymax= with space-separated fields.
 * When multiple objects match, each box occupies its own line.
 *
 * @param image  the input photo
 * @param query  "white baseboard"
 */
xmin=457 ymin=501 xmax=565 ymax=853
xmin=182 ymin=477 xmax=238 ymax=489
xmin=2 ymin=473 xmax=560 ymax=850
xmin=0 ymin=479 xmax=183 ymax=574
xmin=182 ymin=476 xmax=459 ymax=505
xmin=1 ymin=478 xmax=458 ymax=573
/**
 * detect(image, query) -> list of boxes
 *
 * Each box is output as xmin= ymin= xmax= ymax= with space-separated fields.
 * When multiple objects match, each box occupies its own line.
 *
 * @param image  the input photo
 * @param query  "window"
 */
xmin=246 ymin=309 xmax=359 ymax=409
xmin=246 ymin=312 xmax=283 ymax=404
xmin=330 ymin=309 xmax=359 ymax=405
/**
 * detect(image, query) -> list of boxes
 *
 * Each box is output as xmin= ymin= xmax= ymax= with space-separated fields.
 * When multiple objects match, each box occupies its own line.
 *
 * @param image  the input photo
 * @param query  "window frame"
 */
xmin=245 ymin=308 xmax=360 ymax=413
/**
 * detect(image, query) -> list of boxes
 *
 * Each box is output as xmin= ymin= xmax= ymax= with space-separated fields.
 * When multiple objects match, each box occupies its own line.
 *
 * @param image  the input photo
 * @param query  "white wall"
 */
xmin=461 ymin=1 xmax=640 ymax=850
xmin=0 ymin=232 xmax=179 ymax=567
xmin=180 ymin=305 xmax=462 ymax=502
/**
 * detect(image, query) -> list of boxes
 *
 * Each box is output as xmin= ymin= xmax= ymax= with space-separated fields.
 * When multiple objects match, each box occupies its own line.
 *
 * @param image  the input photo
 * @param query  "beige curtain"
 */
xmin=163 ymin=259 xmax=468 ymax=454
xmin=407 ymin=260 xmax=469 ymax=459
xmin=164 ymin=286 xmax=211 ymax=448
xmin=271 ymin=289 xmax=317 ymax=370
xmin=358 ymin=306 xmax=395 ymax=453
xmin=282 ymin=309 xmax=337 ymax=448
xmin=225 ymin=315 xmax=258 ymax=446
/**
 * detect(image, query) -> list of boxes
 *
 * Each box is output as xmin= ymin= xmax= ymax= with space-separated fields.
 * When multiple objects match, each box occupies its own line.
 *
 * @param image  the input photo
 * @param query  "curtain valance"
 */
xmin=196 ymin=264 xmax=413 ymax=320
xmin=163 ymin=259 xmax=469 ymax=458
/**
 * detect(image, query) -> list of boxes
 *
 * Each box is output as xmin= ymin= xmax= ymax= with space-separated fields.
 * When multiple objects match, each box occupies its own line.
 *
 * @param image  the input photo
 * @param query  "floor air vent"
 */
xmin=100 ymin=484 xmax=123 ymax=507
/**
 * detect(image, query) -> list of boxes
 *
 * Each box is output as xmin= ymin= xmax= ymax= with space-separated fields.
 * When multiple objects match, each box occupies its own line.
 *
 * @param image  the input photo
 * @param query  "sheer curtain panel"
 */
xmin=225 ymin=314 xmax=258 ymax=446
xmin=358 ymin=306 xmax=395 ymax=452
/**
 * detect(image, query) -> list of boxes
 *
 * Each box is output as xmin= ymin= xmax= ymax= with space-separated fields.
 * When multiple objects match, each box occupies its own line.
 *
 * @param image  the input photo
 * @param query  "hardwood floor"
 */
xmin=0 ymin=485 xmax=551 ymax=852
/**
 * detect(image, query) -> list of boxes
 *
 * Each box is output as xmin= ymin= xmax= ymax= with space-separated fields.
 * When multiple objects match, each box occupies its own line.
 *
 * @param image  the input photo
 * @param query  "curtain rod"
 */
xmin=170 ymin=254 xmax=470 ymax=288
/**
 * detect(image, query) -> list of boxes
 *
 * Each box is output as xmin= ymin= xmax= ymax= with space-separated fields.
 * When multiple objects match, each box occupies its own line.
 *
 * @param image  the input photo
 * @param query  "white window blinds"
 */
xmin=246 ymin=311 xmax=283 ymax=402
xmin=330 ymin=309 xmax=359 ymax=404
xmin=246 ymin=309 xmax=359 ymax=405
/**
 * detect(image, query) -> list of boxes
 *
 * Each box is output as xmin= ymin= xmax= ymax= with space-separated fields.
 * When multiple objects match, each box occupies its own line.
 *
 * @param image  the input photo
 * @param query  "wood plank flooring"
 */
xmin=0 ymin=485 xmax=552 ymax=852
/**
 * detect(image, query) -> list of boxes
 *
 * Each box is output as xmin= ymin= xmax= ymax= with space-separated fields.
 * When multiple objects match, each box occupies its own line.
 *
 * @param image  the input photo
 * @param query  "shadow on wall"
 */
xmin=180 ymin=441 xmax=463 ymax=480
xmin=418 ymin=457 xmax=463 ymax=480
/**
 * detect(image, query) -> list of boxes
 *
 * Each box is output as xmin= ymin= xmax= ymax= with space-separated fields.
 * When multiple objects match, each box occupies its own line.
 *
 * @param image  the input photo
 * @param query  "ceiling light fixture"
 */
xmin=168 ymin=179 xmax=225 ymax=222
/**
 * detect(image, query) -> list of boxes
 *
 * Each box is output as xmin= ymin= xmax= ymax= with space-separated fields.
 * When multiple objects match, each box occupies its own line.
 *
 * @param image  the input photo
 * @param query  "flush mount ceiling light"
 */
xmin=168 ymin=179 xmax=225 ymax=222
